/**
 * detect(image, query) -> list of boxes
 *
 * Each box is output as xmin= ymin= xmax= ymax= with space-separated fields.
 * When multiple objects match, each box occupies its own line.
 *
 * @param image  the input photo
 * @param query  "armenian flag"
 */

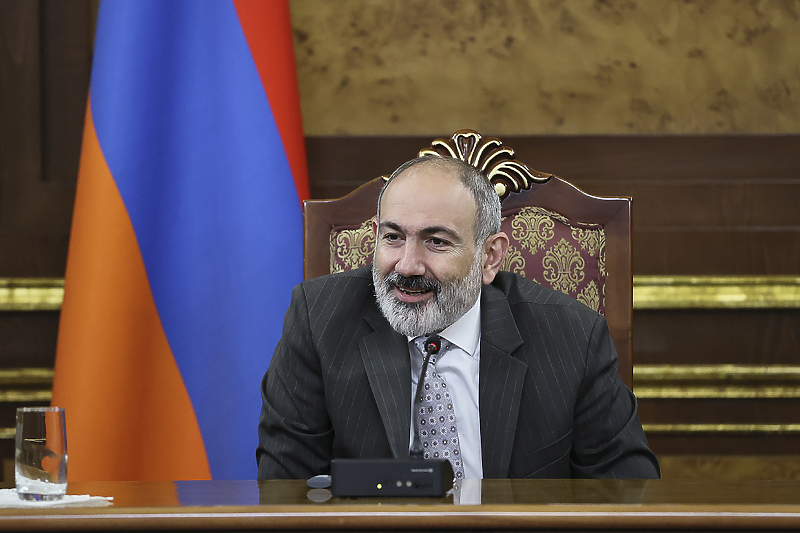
xmin=52 ymin=0 xmax=308 ymax=481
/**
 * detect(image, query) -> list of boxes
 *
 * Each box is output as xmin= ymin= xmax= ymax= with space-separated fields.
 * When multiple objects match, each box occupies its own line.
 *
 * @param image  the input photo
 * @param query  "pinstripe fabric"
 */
xmin=359 ymin=324 xmax=412 ymax=458
xmin=257 ymin=266 xmax=659 ymax=480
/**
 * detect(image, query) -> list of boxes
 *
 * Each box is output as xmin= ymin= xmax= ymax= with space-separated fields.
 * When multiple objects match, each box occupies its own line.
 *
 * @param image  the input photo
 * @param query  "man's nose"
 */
xmin=394 ymin=241 xmax=425 ymax=277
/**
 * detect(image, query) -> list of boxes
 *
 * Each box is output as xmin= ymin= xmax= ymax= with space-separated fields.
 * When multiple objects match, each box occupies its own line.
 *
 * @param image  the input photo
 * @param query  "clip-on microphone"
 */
xmin=329 ymin=334 xmax=455 ymax=497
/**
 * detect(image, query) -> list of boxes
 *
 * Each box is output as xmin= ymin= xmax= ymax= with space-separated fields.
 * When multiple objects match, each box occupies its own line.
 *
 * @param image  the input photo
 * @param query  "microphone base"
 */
xmin=330 ymin=458 xmax=454 ymax=497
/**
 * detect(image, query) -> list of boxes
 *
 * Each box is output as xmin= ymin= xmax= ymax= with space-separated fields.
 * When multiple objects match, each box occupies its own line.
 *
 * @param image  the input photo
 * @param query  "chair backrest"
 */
xmin=303 ymin=130 xmax=632 ymax=386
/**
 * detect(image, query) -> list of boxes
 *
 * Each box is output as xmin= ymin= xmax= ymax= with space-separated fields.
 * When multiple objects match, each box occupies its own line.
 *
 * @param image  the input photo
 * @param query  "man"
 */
xmin=257 ymin=155 xmax=660 ymax=480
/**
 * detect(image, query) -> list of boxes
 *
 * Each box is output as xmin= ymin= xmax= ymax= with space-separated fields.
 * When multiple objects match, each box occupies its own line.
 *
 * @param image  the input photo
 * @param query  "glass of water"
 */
xmin=15 ymin=407 xmax=68 ymax=501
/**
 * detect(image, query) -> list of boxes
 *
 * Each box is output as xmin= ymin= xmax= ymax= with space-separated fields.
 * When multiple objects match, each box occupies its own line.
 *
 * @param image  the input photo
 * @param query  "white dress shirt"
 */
xmin=409 ymin=298 xmax=483 ymax=479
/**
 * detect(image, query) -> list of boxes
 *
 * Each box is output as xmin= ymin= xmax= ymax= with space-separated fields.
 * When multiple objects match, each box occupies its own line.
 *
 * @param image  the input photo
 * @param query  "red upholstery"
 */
xmin=329 ymin=207 xmax=607 ymax=316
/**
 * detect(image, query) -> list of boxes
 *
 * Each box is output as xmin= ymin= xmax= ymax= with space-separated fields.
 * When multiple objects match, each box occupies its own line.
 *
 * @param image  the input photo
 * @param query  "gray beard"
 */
xmin=372 ymin=255 xmax=483 ymax=337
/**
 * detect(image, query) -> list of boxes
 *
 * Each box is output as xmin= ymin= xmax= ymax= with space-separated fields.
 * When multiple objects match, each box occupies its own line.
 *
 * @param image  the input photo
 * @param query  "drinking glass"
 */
xmin=15 ymin=407 xmax=68 ymax=501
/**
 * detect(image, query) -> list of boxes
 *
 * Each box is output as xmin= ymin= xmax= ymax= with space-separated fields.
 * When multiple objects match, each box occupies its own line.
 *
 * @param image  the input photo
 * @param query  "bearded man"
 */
xmin=257 ymin=155 xmax=659 ymax=480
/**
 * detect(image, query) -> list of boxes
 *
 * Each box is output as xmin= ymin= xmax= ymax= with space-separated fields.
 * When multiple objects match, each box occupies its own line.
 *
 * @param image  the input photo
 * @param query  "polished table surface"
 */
xmin=3 ymin=479 xmax=800 ymax=531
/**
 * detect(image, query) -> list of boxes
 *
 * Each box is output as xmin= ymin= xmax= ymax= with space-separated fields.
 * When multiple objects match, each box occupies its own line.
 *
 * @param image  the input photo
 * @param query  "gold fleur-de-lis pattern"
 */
xmin=327 ymin=206 xmax=606 ymax=314
xmin=509 ymin=207 xmax=556 ymax=254
xmin=543 ymin=238 xmax=586 ymax=293
xmin=330 ymin=218 xmax=375 ymax=274
xmin=573 ymin=227 xmax=607 ymax=277
xmin=500 ymin=206 xmax=607 ymax=314
xmin=500 ymin=246 xmax=526 ymax=279
xmin=578 ymin=280 xmax=601 ymax=313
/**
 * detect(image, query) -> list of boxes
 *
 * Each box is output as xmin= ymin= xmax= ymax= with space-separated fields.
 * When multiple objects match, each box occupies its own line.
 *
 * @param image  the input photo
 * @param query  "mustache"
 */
xmin=384 ymin=272 xmax=441 ymax=293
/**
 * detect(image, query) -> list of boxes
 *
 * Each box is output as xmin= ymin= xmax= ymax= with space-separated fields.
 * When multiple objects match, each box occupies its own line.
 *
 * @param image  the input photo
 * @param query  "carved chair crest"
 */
xmin=418 ymin=129 xmax=553 ymax=199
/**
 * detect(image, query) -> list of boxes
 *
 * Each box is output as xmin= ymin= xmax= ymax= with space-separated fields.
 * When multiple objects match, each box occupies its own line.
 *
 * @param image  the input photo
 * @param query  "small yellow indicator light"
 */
xmin=376 ymin=483 xmax=383 ymax=489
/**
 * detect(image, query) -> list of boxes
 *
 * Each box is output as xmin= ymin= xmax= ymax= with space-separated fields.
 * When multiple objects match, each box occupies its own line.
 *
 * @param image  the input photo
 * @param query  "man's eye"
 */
xmin=430 ymin=237 xmax=449 ymax=247
xmin=384 ymin=233 xmax=401 ymax=242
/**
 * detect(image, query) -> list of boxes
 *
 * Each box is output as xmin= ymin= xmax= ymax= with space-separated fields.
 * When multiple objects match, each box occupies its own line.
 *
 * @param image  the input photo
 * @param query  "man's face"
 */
xmin=372 ymin=164 xmax=484 ymax=337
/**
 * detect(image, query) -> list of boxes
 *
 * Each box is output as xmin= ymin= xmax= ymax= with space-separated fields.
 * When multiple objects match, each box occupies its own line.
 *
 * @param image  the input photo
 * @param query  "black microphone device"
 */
xmin=330 ymin=335 xmax=455 ymax=497
xmin=330 ymin=458 xmax=454 ymax=497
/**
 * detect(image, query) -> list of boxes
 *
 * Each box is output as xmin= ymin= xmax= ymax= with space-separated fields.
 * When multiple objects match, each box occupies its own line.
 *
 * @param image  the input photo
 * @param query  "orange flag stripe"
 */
xmin=52 ymin=105 xmax=211 ymax=481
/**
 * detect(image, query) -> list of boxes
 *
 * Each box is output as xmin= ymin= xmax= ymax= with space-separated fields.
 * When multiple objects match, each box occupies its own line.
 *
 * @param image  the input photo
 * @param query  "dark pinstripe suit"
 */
xmin=257 ymin=265 xmax=659 ymax=480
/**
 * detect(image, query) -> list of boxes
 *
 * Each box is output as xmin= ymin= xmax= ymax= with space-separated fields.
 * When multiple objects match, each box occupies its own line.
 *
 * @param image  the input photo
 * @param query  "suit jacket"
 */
xmin=257 ymin=265 xmax=659 ymax=479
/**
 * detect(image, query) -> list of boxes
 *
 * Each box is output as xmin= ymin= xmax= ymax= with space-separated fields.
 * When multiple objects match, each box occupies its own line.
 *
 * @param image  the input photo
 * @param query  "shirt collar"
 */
xmin=406 ymin=296 xmax=481 ymax=358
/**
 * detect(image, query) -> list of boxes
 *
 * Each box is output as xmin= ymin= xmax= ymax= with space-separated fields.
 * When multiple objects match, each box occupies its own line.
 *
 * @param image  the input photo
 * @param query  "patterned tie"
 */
xmin=414 ymin=336 xmax=464 ymax=479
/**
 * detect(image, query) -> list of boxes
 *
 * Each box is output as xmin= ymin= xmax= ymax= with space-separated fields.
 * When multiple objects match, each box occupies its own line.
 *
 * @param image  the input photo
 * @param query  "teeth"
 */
xmin=399 ymin=288 xmax=426 ymax=295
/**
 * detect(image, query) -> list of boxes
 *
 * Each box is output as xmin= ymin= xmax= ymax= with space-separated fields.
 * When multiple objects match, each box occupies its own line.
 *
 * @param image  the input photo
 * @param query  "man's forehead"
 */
xmin=377 ymin=164 xmax=477 ymax=243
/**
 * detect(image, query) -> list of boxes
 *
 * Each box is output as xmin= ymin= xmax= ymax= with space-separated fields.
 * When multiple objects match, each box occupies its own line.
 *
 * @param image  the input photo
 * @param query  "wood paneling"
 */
xmin=634 ymin=310 xmax=800 ymax=366
xmin=640 ymin=398 xmax=800 ymax=425
xmin=305 ymin=135 xmax=800 ymax=195
xmin=648 ymin=434 xmax=800 ymax=456
xmin=0 ymin=0 xmax=92 ymax=278
xmin=39 ymin=0 xmax=94 ymax=186
xmin=659 ymin=455 xmax=800 ymax=481
xmin=306 ymin=134 xmax=800 ymax=276
xmin=641 ymin=397 xmax=800 ymax=454
xmin=0 ymin=312 xmax=58 ymax=368
xmin=635 ymin=230 xmax=800 ymax=274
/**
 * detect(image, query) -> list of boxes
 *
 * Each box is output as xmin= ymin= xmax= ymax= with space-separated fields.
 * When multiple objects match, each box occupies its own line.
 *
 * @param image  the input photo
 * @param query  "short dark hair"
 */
xmin=376 ymin=155 xmax=501 ymax=246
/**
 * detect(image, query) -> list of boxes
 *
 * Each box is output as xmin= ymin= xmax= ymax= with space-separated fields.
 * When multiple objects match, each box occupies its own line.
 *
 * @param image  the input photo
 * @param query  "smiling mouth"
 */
xmin=397 ymin=287 xmax=430 ymax=296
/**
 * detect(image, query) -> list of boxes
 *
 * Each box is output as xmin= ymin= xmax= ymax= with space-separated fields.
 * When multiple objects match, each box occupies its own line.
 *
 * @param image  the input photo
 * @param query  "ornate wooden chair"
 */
xmin=303 ymin=130 xmax=632 ymax=386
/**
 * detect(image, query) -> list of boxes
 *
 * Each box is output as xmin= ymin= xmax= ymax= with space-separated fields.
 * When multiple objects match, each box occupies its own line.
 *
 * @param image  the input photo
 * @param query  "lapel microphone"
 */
xmin=329 ymin=333 xmax=454 ymax=497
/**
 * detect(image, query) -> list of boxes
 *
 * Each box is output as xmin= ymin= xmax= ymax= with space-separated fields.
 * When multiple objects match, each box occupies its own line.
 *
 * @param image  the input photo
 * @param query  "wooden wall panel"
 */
xmin=39 ymin=0 xmax=94 ymax=187
xmin=607 ymin=183 xmax=800 ymax=228
xmin=0 ymin=0 xmax=92 ymax=277
xmin=634 ymin=231 xmax=800 ymax=275
xmin=305 ymin=134 xmax=800 ymax=189
xmin=641 ymin=398 xmax=800 ymax=426
xmin=659 ymin=455 xmax=800 ymax=480
xmin=649 ymin=435 xmax=800 ymax=456
xmin=305 ymin=134 xmax=800 ymax=276
xmin=0 ymin=312 xmax=59 ymax=369
xmin=634 ymin=310 xmax=800 ymax=366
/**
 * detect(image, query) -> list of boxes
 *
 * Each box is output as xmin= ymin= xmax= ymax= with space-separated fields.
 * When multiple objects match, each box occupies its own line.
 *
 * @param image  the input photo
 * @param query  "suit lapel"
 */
xmin=479 ymin=284 xmax=526 ymax=478
xmin=359 ymin=303 xmax=412 ymax=459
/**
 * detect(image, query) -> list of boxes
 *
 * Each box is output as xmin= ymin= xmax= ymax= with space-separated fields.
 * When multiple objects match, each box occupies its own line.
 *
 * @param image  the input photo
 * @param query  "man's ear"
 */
xmin=372 ymin=218 xmax=378 ymax=237
xmin=481 ymin=232 xmax=509 ymax=284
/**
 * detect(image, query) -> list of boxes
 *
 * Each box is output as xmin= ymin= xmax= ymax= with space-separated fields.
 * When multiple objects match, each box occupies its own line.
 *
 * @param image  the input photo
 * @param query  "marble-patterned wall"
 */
xmin=289 ymin=0 xmax=800 ymax=135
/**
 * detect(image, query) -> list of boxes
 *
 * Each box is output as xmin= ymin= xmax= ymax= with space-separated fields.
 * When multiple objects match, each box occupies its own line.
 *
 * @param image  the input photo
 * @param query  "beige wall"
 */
xmin=290 ymin=0 xmax=800 ymax=135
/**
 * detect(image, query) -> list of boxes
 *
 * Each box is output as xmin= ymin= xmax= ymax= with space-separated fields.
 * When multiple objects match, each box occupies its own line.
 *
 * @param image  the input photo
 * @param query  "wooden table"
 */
xmin=2 ymin=479 xmax=800 ymax=531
